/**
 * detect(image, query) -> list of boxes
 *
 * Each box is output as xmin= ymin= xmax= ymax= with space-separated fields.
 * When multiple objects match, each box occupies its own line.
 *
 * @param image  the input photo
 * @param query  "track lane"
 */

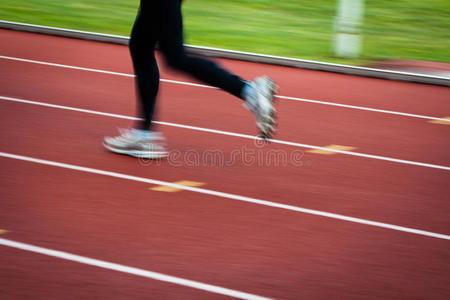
xmin=1 ymin=29 xmax=450 ymax=118
xmin=1 ymin=101 xmax=449 ymax=235
xmin=0 ymin=242 xmax=234 ymax=300
xmin=1 ymin=58 xmax=449 ymax=167
xmin=1 ymin=158 xmax=449 ymax=299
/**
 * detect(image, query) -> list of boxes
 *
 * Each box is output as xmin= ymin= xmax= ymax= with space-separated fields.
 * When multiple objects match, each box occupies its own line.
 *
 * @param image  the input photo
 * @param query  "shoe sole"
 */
xmin=103 ymin=143 xmax=168 ymax=159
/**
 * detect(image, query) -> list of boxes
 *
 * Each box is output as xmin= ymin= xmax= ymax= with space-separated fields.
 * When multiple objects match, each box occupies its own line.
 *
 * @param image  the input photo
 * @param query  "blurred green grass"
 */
xmin=0 ymin=0 xmax=449 ymax=65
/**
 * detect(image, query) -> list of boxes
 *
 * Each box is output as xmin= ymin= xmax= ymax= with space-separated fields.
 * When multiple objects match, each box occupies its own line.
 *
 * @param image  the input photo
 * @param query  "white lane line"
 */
xmin=1 ymin=55 xmax=449 ymax=123
xmin=1 ymin=96 xmax=137 ymax=120
xmin=1 ymin=151 xmax=449 ymax=241
xmin=277 ymin=95 xmax=450 ymax=122
xmin=1 ymin=95 xmax=449 ymax=171
xmin=0 ymin=55 xmax=214 ymax=89
xmin=0 ymin=238 xmax=270 ymax=300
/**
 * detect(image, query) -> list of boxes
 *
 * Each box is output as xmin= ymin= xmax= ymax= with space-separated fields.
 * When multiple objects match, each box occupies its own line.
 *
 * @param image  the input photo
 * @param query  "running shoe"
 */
xmin=103 ymin=128 xmax=167 ymax=159
xmin=244 ymin=76 xmax=278 ymax=139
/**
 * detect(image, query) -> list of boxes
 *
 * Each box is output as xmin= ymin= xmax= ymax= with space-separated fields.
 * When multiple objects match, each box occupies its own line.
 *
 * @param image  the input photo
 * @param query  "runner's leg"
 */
xmin=129 ymin=9 xmax=159 ymax=131
xmin=158 ymin=0 xmax=246 ymax=98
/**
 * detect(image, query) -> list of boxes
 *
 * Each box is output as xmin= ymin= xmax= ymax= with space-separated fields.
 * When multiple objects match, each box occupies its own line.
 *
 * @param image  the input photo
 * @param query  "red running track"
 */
xmin=0 ymin=29 xmax=449 ymax=299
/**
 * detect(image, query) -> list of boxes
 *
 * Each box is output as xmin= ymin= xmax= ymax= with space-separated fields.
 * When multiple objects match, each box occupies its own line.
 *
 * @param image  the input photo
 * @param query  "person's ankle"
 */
xmin=241 ymin=81 xmax=258 ymax=108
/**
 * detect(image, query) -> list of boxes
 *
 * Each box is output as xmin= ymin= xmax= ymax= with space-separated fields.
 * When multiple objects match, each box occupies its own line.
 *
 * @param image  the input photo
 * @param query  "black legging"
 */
xmin=130 ymin=0 xmax=246 ymax=130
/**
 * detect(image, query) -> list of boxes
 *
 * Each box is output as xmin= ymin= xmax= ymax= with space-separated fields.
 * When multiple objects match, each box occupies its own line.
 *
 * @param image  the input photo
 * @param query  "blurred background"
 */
xmin=1 ymin=0 xmax=449 ymax=67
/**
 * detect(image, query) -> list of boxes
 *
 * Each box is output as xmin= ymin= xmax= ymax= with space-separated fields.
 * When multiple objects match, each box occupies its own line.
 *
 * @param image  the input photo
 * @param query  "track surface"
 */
xmin=1 ymin=29 xmax=449 ymax=299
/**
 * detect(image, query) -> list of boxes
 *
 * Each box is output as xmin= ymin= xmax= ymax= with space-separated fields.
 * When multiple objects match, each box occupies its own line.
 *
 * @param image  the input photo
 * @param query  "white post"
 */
xmin=334 ymin=0 xmax=365 ymax=58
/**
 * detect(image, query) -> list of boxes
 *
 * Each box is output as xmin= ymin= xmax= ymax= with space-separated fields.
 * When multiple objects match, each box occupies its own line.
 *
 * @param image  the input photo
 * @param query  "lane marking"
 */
xmin=0 ymin=55 xmax=214 ymax=89
xmin=429 ymin=116 xmax=450 ymax=125
xmin=1 ymin=95 xmax=449 ymax=171
xmin=1 ymin=55 xmax=449 ymax=123
xmin=151 ymin=180 xmax=205 ymax=192
xmin=1 ymin=151 xmax=449 ymax=240
xmin=0 ymin=238 xmax=270 ymax=300
xmin=307 ymin=145 xmax=356 ymax=155
xmin=277 ymin=95 xmax=450 ymax=122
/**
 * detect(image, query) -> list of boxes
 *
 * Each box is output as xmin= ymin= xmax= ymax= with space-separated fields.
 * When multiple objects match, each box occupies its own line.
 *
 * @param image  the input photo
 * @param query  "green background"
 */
xmin=1 ymin=0 xmax=449 ymax=65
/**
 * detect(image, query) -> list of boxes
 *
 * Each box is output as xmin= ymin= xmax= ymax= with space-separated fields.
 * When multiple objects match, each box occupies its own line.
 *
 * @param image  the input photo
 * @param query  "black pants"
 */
xmin=130 ymin=0 xmax=246 ymax=130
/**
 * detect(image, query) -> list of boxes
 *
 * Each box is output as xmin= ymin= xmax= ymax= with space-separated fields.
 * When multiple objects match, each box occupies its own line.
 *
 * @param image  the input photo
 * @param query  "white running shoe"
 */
xmin=103 ymin=128 xmax=167 ymax=159
xmin=244 ymin=76 xmax=278 ymax=139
